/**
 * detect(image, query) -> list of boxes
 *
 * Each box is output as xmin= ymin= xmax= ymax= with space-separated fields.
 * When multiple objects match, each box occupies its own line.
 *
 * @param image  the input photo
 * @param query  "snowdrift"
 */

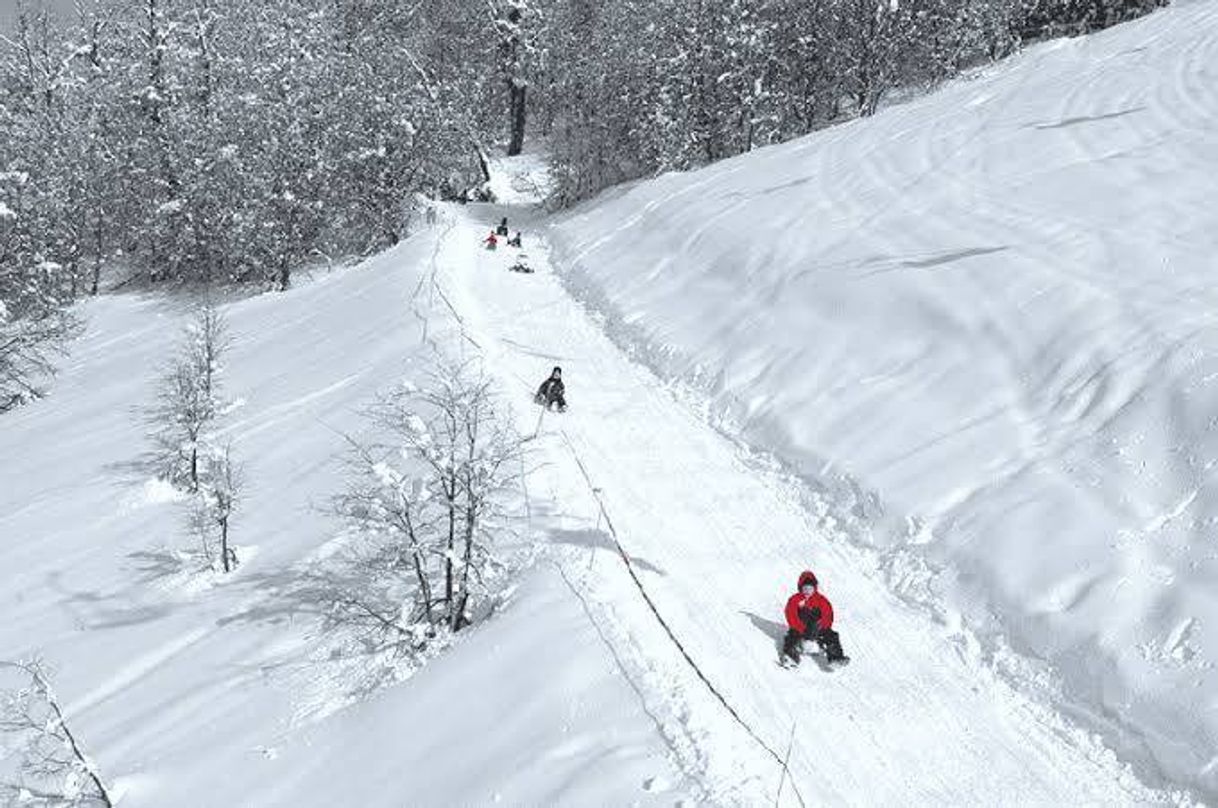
xmin=549 ymin=0 xmax=1218 ymax=795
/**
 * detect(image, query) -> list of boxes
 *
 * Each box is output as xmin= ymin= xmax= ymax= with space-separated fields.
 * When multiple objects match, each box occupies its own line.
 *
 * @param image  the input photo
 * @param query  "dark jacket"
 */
xmin=537 ymin=376 xmax=565 ymax=404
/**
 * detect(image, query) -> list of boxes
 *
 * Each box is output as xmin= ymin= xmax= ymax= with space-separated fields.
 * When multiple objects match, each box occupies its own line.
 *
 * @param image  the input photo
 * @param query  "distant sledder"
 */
xmin=484 ymin=231 xmax=498 ymax=250
xmin=534 ymin=366 xmax=567 ymax=412
xmin=782 ymin=570 xmax=848 ymax=667
xmin=496 ymin=217 xmax=510 ymax=237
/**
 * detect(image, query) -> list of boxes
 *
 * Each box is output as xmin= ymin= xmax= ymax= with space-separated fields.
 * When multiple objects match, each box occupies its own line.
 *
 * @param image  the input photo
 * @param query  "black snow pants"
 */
xmin=784 ymin=625 xmax=845 ymax=663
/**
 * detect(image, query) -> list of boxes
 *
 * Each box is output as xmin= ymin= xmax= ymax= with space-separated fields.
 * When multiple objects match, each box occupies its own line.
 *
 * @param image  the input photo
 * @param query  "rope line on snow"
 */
xmin=558 ymin=429 xmax=808 ymax=808
xmin=517 ymin=420 xmax=707 ymax=801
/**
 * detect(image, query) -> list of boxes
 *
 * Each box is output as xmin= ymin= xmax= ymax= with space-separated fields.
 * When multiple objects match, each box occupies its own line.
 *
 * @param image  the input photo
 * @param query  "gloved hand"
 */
xmin=799 ymin=607 xmax=822 ymax=626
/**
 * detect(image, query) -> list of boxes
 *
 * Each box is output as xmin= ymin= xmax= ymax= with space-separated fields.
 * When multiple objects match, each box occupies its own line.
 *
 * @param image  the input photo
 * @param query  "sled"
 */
xmin=533 ymin=392 xmax=567 ymax=412
xmin=777 ymin=639 xmax=850 ymax=671
xmin=812 ymin=652 xmax=852 ymax=671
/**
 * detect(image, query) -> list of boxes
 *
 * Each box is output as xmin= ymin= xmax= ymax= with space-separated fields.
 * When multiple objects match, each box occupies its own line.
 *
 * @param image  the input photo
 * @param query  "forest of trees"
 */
xmin=0 ymin=0 xmax=1164 ymax=410
xmin=537 ymin=0 xmax=1167 ymax=203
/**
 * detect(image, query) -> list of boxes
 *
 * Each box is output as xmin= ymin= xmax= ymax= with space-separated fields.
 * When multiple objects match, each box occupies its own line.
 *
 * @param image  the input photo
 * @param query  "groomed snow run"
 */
xmin=540 ymin=0 xmax=1218 ymax=799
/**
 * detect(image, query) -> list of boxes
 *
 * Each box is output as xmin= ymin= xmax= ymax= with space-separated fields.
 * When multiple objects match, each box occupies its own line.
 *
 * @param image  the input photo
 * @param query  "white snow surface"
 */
xmin=3 ymin=4 xmax=1215 ymax=802
xmin=0 ymin=239 xmax=689 ymax=806
xmin=544 ymin=0 xmax=1218 ymax=797
xmin=429 ymin=200 xmax=1168 ymax=803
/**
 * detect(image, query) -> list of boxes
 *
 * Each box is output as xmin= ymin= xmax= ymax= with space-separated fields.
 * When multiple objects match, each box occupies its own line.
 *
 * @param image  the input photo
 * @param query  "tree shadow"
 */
xmin=87 ymin=603 xmax=176 ymax=630
xmin=214 ymin=565 xmax=340 ymax=629
xmin=44 ymin=567 xmax=179 ymax=631
xmin=548 ymin=528 xmax=667 ymax=576
xmin=215 ymin=547 xmax=524 ymax=707
xmin=126 ymin=548 xmax=198 ymax=584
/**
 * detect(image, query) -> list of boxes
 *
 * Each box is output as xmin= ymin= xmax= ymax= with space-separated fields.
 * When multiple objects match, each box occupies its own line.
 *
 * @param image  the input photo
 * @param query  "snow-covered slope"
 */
xmin=546 ymin=0 xmax=1218 ymax=796
xmin=0 ymin=232 xmax=687 ymax=806
xmin=5 ymin=2 xmax=1214 ymax=801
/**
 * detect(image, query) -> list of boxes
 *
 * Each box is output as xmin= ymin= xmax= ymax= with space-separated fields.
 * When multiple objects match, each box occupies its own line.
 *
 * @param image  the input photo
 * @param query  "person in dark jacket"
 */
xmin=507 ymin=231 xmax=522 ymax=248
xmin=496 ymin=216 xmax=510 ymax=236
xmin=783 ymin=570 xmax=846 ymax=664
xmin=534 ymin=366 xmax=566 ymax=411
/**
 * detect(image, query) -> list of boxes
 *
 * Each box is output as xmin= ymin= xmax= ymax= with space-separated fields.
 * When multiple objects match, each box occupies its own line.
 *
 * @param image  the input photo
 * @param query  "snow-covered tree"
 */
xmin=0 ymin=660 xmax=113 ymax=807
xmin=332 ymin=358 xmax=524 ymax=654
xmin=0 ymin=168 xmax=79 ymax=413
xmin=492 ymin=0 xmax=535 ymax=156
xmin=149 ymin=305 xmax=229 ymax=492
xmin=192 ymin=442 xmax=241 ymax=572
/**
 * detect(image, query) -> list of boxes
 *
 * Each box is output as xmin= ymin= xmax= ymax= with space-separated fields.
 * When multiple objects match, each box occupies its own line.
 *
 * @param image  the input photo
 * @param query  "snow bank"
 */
xmin=549 ymin=0 xmax=1218 ymax=795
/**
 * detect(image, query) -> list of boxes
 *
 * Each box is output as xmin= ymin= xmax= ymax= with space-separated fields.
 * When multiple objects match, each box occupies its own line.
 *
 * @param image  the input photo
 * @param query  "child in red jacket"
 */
xmin=783 ymin=570 xmax=847 ymax=665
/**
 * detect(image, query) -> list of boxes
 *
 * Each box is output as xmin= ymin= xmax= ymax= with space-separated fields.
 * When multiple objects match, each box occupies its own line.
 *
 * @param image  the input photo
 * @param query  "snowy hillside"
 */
xmin=547 ymin=0 xmax=1218 ymax=797
xmin=0 ymin=233 xmax=689 ymax=806
xmin=3 ymin=1 xmax=1214 ymax=804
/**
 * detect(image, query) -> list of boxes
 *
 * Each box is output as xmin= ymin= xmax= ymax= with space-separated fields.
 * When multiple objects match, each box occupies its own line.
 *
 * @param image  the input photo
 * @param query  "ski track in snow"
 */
xmin=430 ymin=203 xmax=1174 ymax=805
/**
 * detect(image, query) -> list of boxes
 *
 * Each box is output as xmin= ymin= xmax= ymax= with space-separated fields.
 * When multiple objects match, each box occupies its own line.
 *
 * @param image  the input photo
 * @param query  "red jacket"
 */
xmin=785 ymin=570 xmax=833 ymax=633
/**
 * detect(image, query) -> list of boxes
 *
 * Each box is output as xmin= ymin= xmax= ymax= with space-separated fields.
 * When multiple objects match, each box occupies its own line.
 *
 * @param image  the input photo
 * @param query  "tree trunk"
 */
xmin=445 ymin=478 xmax=456 ymax=610
xmin=220 ymin=514 xmax=230 ymax=572
xmin=452 ymin=497 xmax=478 ymax=632
xmin=507 ymin=82 xmax=527 ymax=156
xmin=91 ymin=211 xmax=103 ymax=295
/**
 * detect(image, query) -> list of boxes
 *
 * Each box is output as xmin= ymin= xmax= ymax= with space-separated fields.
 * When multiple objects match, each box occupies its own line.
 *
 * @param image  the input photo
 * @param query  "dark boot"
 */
xmin=817 ymin=628 xmax=846 ymax=662
xmin=782 ymin=629 xmax=804 ymax=664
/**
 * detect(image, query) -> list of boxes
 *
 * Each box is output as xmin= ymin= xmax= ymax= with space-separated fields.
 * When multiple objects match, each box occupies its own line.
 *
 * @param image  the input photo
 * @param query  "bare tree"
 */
xmin=191 ymin=442 xmax=241 ymax=572
xmin=148 ymin=305 xmax=229 ymax=491
xmin=329 ymin=357 xmax=525 ymax=654
xmin=0 ymin=660 xmax=113 ymax=808
xmin=0 ymin=297 xmax=77 ymax=414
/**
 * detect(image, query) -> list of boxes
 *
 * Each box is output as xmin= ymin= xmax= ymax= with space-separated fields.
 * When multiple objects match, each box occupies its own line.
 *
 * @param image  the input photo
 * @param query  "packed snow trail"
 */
xmin=429 ymin=204 xmax=1171 ymax=804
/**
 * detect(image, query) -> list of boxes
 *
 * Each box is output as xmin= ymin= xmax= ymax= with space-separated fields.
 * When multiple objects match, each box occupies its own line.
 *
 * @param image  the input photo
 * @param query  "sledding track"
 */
xmin=430 ymin=211 xmax=1170 ymax=805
